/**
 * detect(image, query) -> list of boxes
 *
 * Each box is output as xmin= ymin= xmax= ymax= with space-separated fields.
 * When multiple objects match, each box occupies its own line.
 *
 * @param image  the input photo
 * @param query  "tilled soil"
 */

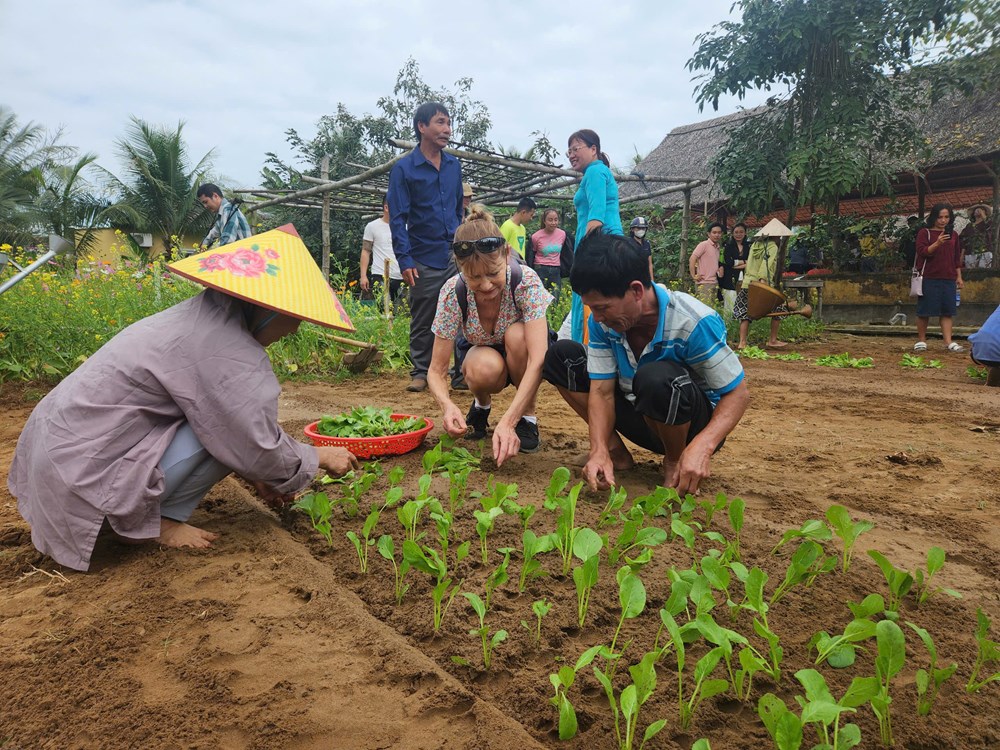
xmin=2 ymin=334 xmax=998 ymax=750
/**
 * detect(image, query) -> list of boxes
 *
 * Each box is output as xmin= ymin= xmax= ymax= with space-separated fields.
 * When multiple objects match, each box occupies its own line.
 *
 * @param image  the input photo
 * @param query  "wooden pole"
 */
xmin=321 ymin=155 xmax=331 ymax=281
xmin=245 ymin=152 xmax=406 ymax=212
xmin=383 ymin=257 xmax=391 ymax=319
xmin=680 ymin=189 xmax=691 ymax=279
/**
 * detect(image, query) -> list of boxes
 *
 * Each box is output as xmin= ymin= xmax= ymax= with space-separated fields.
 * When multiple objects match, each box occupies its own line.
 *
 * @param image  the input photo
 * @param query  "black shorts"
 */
xmin=542 ymin=340 xmax=718 ymax=454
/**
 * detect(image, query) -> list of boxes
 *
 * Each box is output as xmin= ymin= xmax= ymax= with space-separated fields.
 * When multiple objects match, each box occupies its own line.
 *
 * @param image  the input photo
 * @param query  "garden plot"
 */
xmin=2 ymin=334 xmax=999 ymax=749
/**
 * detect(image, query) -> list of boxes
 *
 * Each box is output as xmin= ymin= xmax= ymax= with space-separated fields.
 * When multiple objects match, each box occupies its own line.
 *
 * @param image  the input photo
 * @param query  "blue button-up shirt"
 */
xmin=388 ymin=147 xmax=463 ymax=271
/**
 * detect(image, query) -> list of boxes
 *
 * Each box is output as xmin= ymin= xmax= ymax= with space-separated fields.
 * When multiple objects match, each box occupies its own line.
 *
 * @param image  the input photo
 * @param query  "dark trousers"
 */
xmin=542 ymin=340 xmax=717 ymax=454
xmin=408 ymin=259 xmax=457 ymax=378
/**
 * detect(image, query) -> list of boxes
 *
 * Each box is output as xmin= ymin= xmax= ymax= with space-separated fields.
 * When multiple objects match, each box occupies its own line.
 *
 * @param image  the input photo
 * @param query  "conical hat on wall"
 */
xmin=167 ymin=224 xmax=353 ymax=332
xmin=755 ymin=218 xmax=793 ymax=238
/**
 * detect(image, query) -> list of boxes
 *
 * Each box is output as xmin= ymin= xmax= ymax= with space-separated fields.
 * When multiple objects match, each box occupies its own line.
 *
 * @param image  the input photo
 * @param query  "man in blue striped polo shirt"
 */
xmin=542 ymin=233 xmax=748 ymax=494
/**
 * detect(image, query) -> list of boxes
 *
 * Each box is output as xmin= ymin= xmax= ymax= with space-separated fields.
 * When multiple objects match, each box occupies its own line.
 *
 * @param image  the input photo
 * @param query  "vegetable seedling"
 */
xmin=809 ymin=594 xmax=882 ymax=668
xmin=403 ymin=540 xmax=463 ymax=632
xmin=346 ymin=506 xmax=381 ymax=573
xmin=593 ymin=650 xmax=666 ymax=750
xmin=599 ymin=485 xmax=629 ymax=528
xmin=661 ymin=610 xmax=730 ymax=731
xmin=900 ymin=353 xmax=943 ymax=369
xmin=825 ymin=505 xmax=875 ymax=573
xmin=292 ymin=492 xmax=334 ymax=546
xmin=770 ymin=541 xmax=836 ymax=605
xmin=549 ymin=644 xmax=605 ymax=740
xmin=484 ymin=549 xmax=511 ymax=611
xmin=572 ymin=527 xmax=603 ymax=627
xmin=520 ymin=598 xmax=551 ymax=646
xmin=815 ymin=352 xmax=874 ymax=368
xmin=608 ymin=515 xmax=667 ymax=565
xmin=607 ymin=568 xmax=647 ymax=669
xmin=473 ymin=506 xmax=504 ymax=565
xmin=463 ymin=592 xmax=506 ymax=670
xmin=771 ymin=518 xmax=832 ymax=555
xmin=376 ymin=534 xmax=410 ymax=604
xmin=725 ymin=497 xmax=746 ymax=563
xmin=551 ymin=479 xmax=586 ymax=576
xmin=905 ymin=621 xmax=957 ymax=714
xmin=914 ymin=546 xmax=961 ymax=605
xmin=519 ymin=529 xmax=556 ymax=592
xmin=867 ymin=550 xmax=914 ymax=618
xmin=871 ymin=619 xmax=906 ymax=746
xmin=967 ymin=608 xmax=1000 ymax=692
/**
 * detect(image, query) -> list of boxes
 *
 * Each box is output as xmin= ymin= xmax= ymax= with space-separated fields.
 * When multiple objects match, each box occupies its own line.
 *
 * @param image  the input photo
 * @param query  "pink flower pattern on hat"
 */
xmin=197 ymin=244 xmax=280 ymax=278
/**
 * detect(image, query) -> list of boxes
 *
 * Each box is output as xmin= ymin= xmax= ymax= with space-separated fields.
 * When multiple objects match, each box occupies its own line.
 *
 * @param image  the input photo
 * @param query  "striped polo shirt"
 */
xmin=587 ymin=284 xmax=744 ymax=405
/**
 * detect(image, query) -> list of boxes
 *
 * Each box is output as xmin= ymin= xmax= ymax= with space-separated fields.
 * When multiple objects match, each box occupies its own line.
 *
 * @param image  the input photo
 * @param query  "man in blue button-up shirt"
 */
xmin=389 ymin=101 xmax=464 ymax=392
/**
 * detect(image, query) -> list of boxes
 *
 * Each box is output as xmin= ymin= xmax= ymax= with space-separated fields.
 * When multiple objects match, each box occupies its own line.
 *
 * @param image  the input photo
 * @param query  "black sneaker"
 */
xmin=466 ymin=404 xmax=490 ymax=440
xmin=515 ymin=418 xmax=540 ymax=453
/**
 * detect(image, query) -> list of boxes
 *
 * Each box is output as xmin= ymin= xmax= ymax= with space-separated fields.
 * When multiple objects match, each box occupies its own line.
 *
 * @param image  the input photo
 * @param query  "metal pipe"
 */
xmin=0 ymin=250 xmax=58 ymax=295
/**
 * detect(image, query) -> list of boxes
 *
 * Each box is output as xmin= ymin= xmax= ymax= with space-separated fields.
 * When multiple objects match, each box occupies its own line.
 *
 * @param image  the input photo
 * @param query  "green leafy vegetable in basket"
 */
xmin=316 ymin=406 xmax=425 ymax=438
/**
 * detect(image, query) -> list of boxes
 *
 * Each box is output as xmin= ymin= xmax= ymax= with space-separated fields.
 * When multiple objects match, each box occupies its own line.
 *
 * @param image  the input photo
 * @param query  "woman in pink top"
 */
xmin=529 ymin=208 xmax=566 ymax=302
xmin=689 ymin=222 xmax=724 ymax=305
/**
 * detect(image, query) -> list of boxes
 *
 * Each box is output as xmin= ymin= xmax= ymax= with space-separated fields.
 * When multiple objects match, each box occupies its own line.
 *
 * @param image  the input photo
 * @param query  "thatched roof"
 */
xmin=619 ymin=106 xmax=765 ymax=208
xmin=624 ymin=86 xmax=1000 ymax=211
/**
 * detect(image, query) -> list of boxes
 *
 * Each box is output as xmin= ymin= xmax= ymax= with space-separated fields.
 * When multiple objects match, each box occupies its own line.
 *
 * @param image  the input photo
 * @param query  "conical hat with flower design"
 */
xmin=167 ymin=224 xmax=353 ymax=331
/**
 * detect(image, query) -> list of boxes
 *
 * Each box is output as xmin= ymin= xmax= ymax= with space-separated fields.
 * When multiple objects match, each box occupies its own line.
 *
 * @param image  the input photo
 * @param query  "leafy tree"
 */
xmin=687 ymin=0 xmax=966 ymax=231
xmin=0 ymin=107 xmax=69 ymax=245
xmin=260 ymin=58 xmax=495 ymax=272
xmin=102 ymin=117 xmax=214 ymax=256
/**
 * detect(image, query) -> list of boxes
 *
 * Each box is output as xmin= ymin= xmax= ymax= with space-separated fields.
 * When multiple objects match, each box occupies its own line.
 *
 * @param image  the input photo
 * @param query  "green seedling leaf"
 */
xmin=572 ymin=527 xmax=603 ymax=561
xmin=825 ymin=504 xmax=875 ymax=572
xmin=876 ymin=619 xmax=906 ymax=681
xmin=867 ymin=549 xmax=914 ymax=613
xmin=558 ymin=694 xmax=578 ymax=740
xmin=772 ymin=518 xmax=832 ymax=554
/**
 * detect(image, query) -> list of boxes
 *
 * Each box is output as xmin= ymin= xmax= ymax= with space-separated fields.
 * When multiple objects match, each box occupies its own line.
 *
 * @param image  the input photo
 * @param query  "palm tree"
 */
xmin=37 ymin=153 xmax=108 ymax=258
xmin=0 ymin=107 xmax=65 ymax=245
xmin=102 ymin=117 xmax=215 ymax=256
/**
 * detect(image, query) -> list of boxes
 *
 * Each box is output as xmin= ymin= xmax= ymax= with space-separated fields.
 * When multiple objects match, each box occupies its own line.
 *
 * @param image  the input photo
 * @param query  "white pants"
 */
xmin=158 ymin=423 xmax=232 ymax=522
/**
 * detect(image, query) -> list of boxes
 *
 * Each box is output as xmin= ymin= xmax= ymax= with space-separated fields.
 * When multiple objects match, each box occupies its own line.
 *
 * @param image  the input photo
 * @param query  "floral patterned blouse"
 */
xmin=432 ymin=263 xmax=552 ymax=345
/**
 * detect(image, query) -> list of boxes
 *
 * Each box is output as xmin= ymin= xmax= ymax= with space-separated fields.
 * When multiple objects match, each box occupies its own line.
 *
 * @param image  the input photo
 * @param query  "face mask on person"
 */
xmin=633 ymin=229 xmax=647 ymax=239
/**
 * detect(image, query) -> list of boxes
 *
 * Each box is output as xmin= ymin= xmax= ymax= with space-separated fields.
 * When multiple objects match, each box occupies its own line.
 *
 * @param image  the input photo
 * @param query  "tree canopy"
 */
xmin=687 ymin=0 xmax=968 ymax=222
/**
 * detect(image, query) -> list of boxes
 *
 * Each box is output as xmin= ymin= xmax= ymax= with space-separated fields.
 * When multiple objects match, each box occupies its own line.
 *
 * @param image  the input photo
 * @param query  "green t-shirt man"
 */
xmin=501 ymin=219 xmax=528 ymax=260
xmin=499 ymin=198 xmax=537 ymax=261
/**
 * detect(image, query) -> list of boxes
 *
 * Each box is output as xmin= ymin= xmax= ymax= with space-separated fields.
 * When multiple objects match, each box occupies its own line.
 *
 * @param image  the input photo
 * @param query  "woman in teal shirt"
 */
xmin=567 ymin=129 xmax=624 ymax=341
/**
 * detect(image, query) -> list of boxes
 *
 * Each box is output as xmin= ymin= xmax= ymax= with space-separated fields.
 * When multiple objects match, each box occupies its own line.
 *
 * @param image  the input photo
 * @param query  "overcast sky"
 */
xmin=3 ymin=0 xmax=770 ymax=188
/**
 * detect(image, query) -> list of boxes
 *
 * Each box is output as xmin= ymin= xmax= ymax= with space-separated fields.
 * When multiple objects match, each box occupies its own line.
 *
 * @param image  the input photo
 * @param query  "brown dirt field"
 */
xmin=2 ymin=333 xmax=999 ymax=750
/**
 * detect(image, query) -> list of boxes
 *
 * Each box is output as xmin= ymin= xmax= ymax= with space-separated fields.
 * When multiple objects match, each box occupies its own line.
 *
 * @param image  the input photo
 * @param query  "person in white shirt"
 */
xmin=360 ymin=194 xmax=404 ymax=301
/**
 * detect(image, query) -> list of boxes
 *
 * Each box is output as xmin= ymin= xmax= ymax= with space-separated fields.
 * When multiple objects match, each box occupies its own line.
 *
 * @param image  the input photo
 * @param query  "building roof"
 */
xmin=623 ymin=86 xmax=1000 ymax=212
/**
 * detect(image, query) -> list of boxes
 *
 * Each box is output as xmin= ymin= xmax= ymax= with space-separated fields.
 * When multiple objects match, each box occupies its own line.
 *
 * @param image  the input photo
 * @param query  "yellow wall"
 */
xmin=76 ymin=229 xmax=203 ymax=265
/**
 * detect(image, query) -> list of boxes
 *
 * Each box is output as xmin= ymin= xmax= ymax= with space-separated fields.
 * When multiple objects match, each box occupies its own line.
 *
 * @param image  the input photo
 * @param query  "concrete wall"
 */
xmin=819 ymin=269 xmax=1000 ymax=326
xmin=75 ymin=229 xmax=203 ymax=265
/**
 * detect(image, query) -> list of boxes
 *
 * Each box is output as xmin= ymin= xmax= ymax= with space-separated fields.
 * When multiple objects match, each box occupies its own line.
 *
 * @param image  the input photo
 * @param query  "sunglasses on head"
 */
xmin=451 ymin=236 xmax=506 ymax=258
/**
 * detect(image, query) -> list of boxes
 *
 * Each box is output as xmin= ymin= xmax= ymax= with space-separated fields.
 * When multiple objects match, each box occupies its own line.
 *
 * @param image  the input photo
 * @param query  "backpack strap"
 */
xmin=456 ymin=259 xmax=523 ymax=325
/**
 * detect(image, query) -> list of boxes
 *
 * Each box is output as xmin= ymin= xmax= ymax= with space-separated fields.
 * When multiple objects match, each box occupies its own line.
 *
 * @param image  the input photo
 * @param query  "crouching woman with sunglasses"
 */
xmin=428 ymin=204 xmax=554 ymax=466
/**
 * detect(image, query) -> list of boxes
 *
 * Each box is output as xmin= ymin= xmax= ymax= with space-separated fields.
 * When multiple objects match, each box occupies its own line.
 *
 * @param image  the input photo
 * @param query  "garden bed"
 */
xmin=1 ymin=334 xmax=999 ymax=749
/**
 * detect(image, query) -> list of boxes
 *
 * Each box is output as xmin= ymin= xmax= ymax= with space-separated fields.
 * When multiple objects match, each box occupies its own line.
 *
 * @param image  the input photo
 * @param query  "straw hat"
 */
xmin=463 ymin=182 xmax=474 ymax=198
xmin=755 ymin=218 xmax=793 ymax=238
xmin=968 ymin=204 xmax=992 ymax=220
xmin=168 ymin=224 xmax=354 ymax=331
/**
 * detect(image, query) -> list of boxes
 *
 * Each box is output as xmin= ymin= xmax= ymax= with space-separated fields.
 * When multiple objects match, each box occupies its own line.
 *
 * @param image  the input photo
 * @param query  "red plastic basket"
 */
xmin=304 ymin=414 xmax=434 ymax=459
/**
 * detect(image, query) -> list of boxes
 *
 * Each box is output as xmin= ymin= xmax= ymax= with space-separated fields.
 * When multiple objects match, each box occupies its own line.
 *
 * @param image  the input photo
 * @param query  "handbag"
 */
xmin=909 ymin=264 xmax=925 ymax=297
xmin=909 ymin=230 xmax=929 ymax=297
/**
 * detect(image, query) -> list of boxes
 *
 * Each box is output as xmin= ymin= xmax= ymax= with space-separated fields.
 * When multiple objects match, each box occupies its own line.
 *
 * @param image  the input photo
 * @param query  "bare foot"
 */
xmin=158 ymin=518 xmax=218 ymax=549
xmin=766 ymin=340 xmax=788 ymax=348
xmin=662 ymin=457 xmax=679 ymax=489
xmin=610 ymin=446 xmax=635 ymax=472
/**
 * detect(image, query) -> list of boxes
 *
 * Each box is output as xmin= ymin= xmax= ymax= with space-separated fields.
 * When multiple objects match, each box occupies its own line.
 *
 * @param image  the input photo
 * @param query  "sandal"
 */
xmin=913 ymin=341 xmax=927 ymax=351
xmin=947 ymin=342 xmax=965 ymax=353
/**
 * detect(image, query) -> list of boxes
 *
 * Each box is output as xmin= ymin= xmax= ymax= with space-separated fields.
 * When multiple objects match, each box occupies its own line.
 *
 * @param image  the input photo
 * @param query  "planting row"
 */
xmin=290 ymin=437 xmax=1000 ymax=749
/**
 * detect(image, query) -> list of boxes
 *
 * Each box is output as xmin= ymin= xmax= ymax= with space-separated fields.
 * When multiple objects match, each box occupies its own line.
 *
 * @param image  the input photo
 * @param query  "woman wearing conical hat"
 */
xmin=8 ymin=225 xmax=359 ymax=572
xmin=733 ymin=219 xmax=791 ymax=350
